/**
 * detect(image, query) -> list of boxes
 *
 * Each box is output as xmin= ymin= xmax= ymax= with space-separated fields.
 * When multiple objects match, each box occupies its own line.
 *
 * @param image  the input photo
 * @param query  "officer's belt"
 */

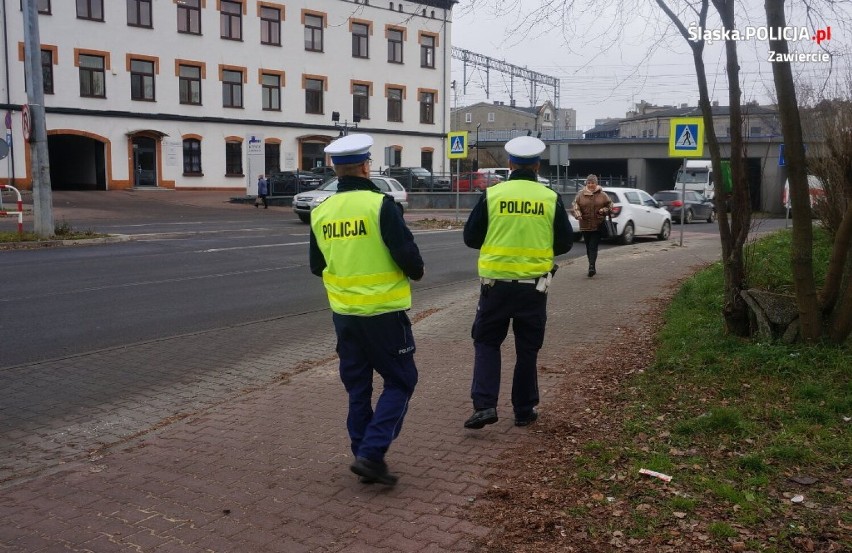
xmin=494 ymin=278 xmax=538 ymax=285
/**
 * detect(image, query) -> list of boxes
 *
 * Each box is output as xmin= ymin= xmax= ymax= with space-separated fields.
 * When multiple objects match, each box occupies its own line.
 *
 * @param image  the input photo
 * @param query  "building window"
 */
xmin=544 ymin=112 xmax=551 ymax=122
xmin=421 ymin=150 xmax=433 ymax=172
xmin=220 ymin=0 xmax=242 ymax=40
xmin=305 ymin=77 xmax=323 ymax=114
xmin=353 ymin=83 xmax=369 ymax=120
xmin=177 ymin=0 xmax=201 ymax=34
xmin=387 ymin=87 xmax=402 ymax=122
xmin=464 ymin=113 xmax=472 ymax=123
xmin=420 ymin=91 xmax=434 ymax=124
xmin=79 ymin=54 xmax=105 ymax=98
xmin=183 ymin=138 xmax=202 ymax=174
xmin=262 ymin=73 xmax=281 ymax=111
xmin=388 ymin=29 xmax=403 ymax=63
xmin=260 ymin=6 xmax=281 ymax=45
xmin=420 ymin=35 xmax=435 ymax=68
xmin=127 ymin=0 xmax=152 ymax=28
xmin=487 ymin=112 xmax=495 ymax=122
xmin=41 ymin=49 xmax=54 ymax=94
xmin=352 ymin=22 xmax=369 ymax=58
xmin=38 ymin=0 xmax=51 ymax=14
xmin=750 ymin=126 xmax=762 ymax=136
xmin=76 ymin=0 xmax=103 ymax=21
xmin=222 ymin=69 xmax=243 ymax=108
xmin=130 ymin=59 xmax=155 ymax=101
xmin=179 ymin=64 xmax=202 ymax=105
xmin=304 ymin=14 xmax=323 ymax=51
xmin=225 ymin=142 xmax=243 ymax=175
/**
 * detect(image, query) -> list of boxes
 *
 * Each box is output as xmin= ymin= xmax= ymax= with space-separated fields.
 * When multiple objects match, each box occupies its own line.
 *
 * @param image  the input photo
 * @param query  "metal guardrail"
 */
xmin=0 ymin=184 xmax=24 ymax=234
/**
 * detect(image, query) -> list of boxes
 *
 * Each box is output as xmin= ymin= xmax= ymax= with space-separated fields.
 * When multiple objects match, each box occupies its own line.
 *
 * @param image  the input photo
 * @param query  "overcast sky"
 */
xmin=450 ymin=1 xmax=851 ymax=129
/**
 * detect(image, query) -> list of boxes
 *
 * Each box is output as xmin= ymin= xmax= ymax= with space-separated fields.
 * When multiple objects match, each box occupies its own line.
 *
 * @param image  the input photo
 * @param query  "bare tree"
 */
xmin=766 ymin=0 xmax=852 ymax=343
xmin=654 ymin=0 xmax=752 ymax=336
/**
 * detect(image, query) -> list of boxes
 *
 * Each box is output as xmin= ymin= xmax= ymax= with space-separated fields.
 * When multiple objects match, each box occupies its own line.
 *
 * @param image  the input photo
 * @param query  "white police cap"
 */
xmin=325 ymin=133 xmax=373 ymax=165
xmin=505 ymin=136 xmax=546 ymax=165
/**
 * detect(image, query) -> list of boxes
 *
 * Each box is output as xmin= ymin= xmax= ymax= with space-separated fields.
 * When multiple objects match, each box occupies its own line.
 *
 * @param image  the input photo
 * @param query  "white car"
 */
xmin=568 ymin=187 xmax=672 ymax=245
xmin=292 ymin=176 xmax=409 ymax=224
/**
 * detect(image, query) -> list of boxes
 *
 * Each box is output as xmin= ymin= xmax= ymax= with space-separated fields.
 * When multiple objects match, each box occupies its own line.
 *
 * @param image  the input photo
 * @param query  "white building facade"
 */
xmin=0 ymin=0 xmax=455 ymax=192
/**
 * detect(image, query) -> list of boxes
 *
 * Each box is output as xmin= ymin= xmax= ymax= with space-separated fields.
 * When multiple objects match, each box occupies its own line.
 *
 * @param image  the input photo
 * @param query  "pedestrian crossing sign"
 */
xmin=668 ymin=117 xmax=704 ymax=157
xmin=447 ymin=131 xmax=468 ymax=159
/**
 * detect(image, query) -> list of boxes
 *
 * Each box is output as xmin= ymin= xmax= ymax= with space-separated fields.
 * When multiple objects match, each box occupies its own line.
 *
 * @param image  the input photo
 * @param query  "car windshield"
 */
xmin=654 ymin=192 xmax=679 ymax=201
xmin=676 ymin=170 xmax=709 ymax=184
xmin=410 ymin=168 xmax=430 ymax=176
xmin=318 ymin=179 xmax=339 ymax=191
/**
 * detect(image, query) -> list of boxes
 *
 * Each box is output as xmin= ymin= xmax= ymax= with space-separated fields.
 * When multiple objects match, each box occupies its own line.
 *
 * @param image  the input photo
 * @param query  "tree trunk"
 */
xmin=827 ymin=203 xmax=852 ymax=342
xmin=712 ymin=0 xmax=751 ymax=336
xmin=765 ymin=0 xmax=822 ymax=342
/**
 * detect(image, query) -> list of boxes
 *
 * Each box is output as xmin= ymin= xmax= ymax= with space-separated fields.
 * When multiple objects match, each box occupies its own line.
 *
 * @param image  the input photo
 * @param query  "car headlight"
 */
xmin=314 ymin=196 xmax=329 ymax=205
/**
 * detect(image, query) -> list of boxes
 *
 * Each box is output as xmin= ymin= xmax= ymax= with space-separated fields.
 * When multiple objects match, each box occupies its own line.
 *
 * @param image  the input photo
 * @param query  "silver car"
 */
xmin=292 ymin=176 xmax=409 ymax=224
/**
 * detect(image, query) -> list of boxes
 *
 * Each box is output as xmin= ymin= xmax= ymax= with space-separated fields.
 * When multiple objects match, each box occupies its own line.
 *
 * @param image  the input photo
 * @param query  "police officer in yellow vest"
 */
xmin=463 ymin=136 xmax=573 ymax=429
xmin=309 ymin=134 xmax=424 ymax=486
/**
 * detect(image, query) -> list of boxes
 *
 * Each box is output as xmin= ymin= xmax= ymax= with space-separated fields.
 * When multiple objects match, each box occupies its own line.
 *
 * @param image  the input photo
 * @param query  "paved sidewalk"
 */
xmin=0 ymin=192 xmax=724 ymax=552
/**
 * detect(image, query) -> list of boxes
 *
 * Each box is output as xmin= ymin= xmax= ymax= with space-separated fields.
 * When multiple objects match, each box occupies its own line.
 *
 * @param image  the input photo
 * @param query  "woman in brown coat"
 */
xmin=571 ymin=174 xmax=613 ymax=277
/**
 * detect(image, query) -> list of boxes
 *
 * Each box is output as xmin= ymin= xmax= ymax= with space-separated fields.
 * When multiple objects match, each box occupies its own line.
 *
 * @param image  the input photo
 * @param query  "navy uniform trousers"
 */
xmin=332 ymin=310 xmax=418 ymax=463
xmin=470 ymin=281 xmax=547 ymax=417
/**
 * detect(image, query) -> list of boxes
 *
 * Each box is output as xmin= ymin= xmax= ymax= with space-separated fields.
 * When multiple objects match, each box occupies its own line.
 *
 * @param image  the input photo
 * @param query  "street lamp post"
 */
xmin=475 ymin=123 xmax=481 ymax=172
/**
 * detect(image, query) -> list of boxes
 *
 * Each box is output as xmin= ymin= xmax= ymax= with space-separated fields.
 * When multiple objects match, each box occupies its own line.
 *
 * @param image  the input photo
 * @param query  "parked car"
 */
xmin=568 ymin=187 xmax=672 ymax=245
xmin=451 ymin=171 xmax=503 ymax=191
xmin=292 ymin=176 xmax=409 ymax=223
xmin=382 ymin=167 xmax=449 ymax=191
xmin=652 ymin=190 xmax=716 ymax=223
xmin=268 ymin=171 xmax=324 ymax=195
xmin=310 ymin=166 xmax=337 ymax=182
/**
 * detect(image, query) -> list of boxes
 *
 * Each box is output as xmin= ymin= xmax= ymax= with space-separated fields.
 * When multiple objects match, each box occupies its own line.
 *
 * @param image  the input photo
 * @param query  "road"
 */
xmin=0 ymin=210 xmax=758 ymax=368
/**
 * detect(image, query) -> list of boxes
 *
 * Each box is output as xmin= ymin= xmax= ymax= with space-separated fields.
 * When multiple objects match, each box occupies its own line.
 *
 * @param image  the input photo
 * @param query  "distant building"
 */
xmin=452 ymin=100 xmax=576 ymax=139
xmin=585 ymin=101 xmax=781 ymax=139
xmin=2 ymin=0 xmax=456 ymax=191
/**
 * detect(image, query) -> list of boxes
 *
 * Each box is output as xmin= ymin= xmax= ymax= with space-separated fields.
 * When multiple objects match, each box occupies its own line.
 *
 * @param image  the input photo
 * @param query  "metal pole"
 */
xmin=22 ymin=0 xmax=53 ymax=236
xmin=455 ymin=158 xmax=460 ymax=223
xmin=475 ymin=123 xmax=480 ymax=171
xmin=679 ymin=158 xmax=687 ymax=246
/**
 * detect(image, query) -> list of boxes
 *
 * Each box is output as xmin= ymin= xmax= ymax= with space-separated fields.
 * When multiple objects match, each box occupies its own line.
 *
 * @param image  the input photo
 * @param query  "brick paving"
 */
xmin=0 ymin=191 xmax=725 ymax=552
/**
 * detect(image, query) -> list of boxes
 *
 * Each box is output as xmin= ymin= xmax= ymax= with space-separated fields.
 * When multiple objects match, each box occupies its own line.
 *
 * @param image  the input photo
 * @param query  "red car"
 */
xmin=451 ymin=171 xmax=503 ymax=191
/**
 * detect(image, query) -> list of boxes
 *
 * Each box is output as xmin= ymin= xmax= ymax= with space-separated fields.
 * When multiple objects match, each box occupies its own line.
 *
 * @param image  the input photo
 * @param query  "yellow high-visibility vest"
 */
xmin=479 ymin=180 xmax=557 ymax=279
xmin=312 ymin=190 xmax=411 ymax=315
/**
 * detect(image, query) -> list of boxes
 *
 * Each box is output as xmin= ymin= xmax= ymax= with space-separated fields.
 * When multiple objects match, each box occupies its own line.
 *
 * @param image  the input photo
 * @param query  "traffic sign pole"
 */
xmin=668 ymin=117 xmax=705 ymax=247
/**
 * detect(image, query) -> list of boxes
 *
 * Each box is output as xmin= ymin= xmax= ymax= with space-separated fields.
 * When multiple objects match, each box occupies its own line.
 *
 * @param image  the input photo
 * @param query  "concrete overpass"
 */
xmin=475 ymin=137 xmax=788 ymax=213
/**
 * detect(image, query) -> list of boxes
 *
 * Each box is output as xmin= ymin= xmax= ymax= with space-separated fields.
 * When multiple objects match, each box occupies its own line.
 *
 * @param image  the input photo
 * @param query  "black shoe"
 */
xmin=358 ymin=476 xmax=378 ymax=484
xmin=588 ymin=266 xmax=596 ymax=277
xmin=464 ymin=407 xmax=498 ymax=429
xmin=350 ymin=457 xmax=398 ymax=486
xmin=514 ymin=409 xmax=539 ymax=427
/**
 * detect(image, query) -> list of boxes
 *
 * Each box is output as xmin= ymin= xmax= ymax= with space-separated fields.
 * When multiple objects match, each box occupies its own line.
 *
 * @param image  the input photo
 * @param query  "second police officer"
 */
xmin=308 ymin=134 xmax=425 ymax=486
xmin=462 ymin=136 xmax=573 ymax=430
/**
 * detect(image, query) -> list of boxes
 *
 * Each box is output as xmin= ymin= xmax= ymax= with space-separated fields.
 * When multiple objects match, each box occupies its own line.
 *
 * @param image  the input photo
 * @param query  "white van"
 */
xmin=675 ymin=160 xmax=714 ymax=199
xmin=783 ymin=175 xmax=825 ymax=209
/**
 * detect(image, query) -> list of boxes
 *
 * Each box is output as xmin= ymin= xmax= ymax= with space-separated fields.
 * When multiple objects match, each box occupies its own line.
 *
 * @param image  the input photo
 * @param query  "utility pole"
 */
xmin=22 ymin=0 xmax=53 ymax=236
